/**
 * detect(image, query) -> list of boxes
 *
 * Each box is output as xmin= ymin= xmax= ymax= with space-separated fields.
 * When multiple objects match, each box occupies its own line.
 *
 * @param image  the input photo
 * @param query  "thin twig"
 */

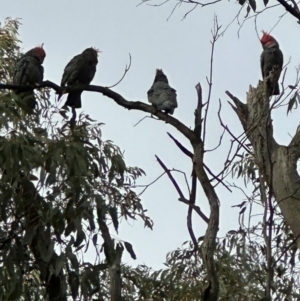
xmin=133 ymin=116 xmax=150 ymax=127
xmin=135 ymin=172 xmax=167 ymax=196
xmin=106 ymin=53 xmax=132 ymax=89
xmin=203 ymin=163 xmax=232 ymax=192
xmin=205 ymin=128 xmax=225 ymax=152
xmin=202 ymin=16 xmax=221 ymax=145
xmin=172 ymin=168 xmax=191 ymax=196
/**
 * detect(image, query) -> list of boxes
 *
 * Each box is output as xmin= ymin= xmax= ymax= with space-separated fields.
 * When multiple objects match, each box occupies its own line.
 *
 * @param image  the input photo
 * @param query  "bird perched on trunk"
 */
xmin=147 ymin=69 xmax=177 ymax=114
xmin=260 ymin=31 xmax=283 ymax=96
xmin=13 ymin=45 xmax=46 ymax=110
xmin=60 ymin=47 xmax=99 ymax=109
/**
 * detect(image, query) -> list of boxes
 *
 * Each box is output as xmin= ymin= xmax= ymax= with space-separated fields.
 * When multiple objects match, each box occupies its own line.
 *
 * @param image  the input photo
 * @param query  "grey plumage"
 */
xmin=61 ymin=48 xmax=98 ymax=109
xmin=260 ymin=32 xmax=283 ymax=96
xmin=13 ymin=47 xmax=45 ymax=110
xmin=147 ymin=69 xmax=177 ymax=114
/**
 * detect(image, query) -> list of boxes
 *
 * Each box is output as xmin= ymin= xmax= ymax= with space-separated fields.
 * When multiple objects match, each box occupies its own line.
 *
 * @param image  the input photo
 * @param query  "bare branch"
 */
xmin=0 ymin=81 xmax=197 ymax=143
xmin=205 ymin=128 xmax=225 ymax=152
xmin=167 ymin=2 xmax=181 ymax=20
xmin=155 ymin=155 xmax=209 ymax=223
xmin=237 ymin=3 xmax=282 ymax=37
xmin=203 ymin=163 xmax=232 ymax=192
xmin=178 ymin=198 xmax=209 ymax=223
xmin=135 ymin=172 xmax=167 ymax=197
xmin=133 ymin=116 xmax=151 ymax=127
xmin=155 ymin=155 xmax=186 ymax=200
xmin=172 ymin=168 xmax=191 ymax=196
xmin=202 ymin=16 xmax=221 ymax=145
xmin=277 ymin=0 xmax=300 ymax=23
xmin=181 ymin=0 xmax=222 ymax=6
xmin=218 ymin=98 xmax=251 ymax=154
xmin=182 ymin=4 xmax=198 ymax=20
xmin=188 ymin=170 xmax=198 ymax=250
xmin=138 ymin=0 xmax=222 ymax=20
xmin=0 ymin=80 xmax=61 ymax=94
xmin=194 ymin=83 xmax=203 ymax=140
xmin=167 ymin=132 xmax=193 ymax=158
xmin=106 ymin=53 xmax=132 ymax=89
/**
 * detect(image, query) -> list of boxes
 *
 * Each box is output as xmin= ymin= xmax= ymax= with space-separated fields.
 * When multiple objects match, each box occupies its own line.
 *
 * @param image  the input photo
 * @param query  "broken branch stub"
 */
xmin=228 ymin=80 xmax=300 ymax=247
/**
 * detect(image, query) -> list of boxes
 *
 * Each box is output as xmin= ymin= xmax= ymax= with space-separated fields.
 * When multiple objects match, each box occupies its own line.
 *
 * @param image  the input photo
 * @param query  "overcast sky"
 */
xmin=2 ymin=1 xmax=300 ymax=270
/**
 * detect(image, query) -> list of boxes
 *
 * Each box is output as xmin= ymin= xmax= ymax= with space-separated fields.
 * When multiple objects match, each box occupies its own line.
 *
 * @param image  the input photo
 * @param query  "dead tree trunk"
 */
xmin=227 ymin=81 xmax=300 ymax=246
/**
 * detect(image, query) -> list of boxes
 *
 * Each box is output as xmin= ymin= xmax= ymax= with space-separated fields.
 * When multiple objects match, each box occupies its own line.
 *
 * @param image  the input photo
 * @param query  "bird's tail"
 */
xmin=15 ymin=90 xmax=37 ymax=113
xmin=270 ymin=82 xmax=280 ymax=96
xmin=64 ymin=91 xmax=82 ymax=109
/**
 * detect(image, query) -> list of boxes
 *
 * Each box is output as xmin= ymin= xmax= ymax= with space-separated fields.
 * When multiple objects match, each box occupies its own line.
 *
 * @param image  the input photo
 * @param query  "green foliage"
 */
xmin=231 ymin=151 xmax=259 ymax=191
xmin=0 ymin=18 xmax=21 ymax=83
xmin=287 ymin=90 xmax=300 ymax=115
xmin=0 ymin=18 xmax=152 ymax=300
xmin=117 ymin=223 xmax=300 ymax=301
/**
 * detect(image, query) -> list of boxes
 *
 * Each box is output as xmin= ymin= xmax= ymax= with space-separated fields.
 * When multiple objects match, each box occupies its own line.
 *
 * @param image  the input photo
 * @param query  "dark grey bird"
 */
xmin=13 ymin=45 xmax=46 ymax=110
xmin=260 ymin=31 xmax=283 ymax=96
xmin=147 ymin=69 xmax=177 ymax=114
xmin=60 ymin=48 xmax=99 ymax=109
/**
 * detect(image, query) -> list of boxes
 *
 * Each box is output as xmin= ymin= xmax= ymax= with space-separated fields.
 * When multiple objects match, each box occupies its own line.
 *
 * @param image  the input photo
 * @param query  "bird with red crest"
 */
xmin=13 ymin=44 xmax=46 ymax=111
xmin=60 ymin=47 xmax=99 ymax=109
xmin=260 ymin=31 xmax=283 ymax=96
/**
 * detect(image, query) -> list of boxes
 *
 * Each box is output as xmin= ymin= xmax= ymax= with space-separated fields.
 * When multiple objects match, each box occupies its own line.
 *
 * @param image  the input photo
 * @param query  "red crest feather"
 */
xmin=260 ymin=31 xmax=276 ymax=45
xmin=34 ymin=43 xmax=46 ymax=58
xmin=92 ymin=47 xmax=101 ymax=56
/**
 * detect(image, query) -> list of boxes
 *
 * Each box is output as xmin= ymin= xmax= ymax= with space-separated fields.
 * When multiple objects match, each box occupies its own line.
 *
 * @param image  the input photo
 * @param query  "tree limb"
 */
xmin=277 ymin=0 xmax=300 ymax=23
xmin=229 ymin=80 xmax=300 ymax=248
xmin=0 ymin=81 xmax=197 ymax=142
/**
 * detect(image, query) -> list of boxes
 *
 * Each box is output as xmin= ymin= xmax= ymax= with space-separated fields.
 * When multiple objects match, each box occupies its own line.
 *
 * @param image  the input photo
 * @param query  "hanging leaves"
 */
xmin=124 ymin=241 xmax=137 ymax=260
xmin=248 ymin=0 xmax=256 ymax=11
xmin=287 ymin=91 xmax=300 ymax=114
xmin=68 ymin=271 xmax=79 ymax=301
xmin=245 ymin=4 xmax=251 ymax=17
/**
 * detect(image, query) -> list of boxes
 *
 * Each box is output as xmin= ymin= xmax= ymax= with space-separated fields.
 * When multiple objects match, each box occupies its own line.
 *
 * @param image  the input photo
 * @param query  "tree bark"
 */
xmin=227 ymin=81 xmax=300 ymax=246
xmin=99 ymin=218 xmax=124 ymax=301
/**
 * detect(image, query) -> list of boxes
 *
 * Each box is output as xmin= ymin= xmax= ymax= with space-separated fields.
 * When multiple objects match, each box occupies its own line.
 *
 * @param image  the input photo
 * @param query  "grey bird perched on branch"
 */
xmin=13 ymin=45 xmax=46 ymax=110
xmin=147 ymin=69 xmax=177 ymax=114
xmin=60 ymin=47 xmax=99 ymax=109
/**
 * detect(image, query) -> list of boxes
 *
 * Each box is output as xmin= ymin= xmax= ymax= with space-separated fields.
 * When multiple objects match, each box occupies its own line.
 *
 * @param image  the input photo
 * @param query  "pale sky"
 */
xmin=2 ymin=1 xmax=300 ymax=270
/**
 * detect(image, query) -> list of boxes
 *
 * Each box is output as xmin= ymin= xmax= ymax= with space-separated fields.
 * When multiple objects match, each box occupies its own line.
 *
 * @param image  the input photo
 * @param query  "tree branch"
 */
xmin=194 ymin=83 xmax=203 ymax=140
xmin=99 ymin=218 xmax=123 ymax=301
xmin=155 ymin=155 xmax=209 ymax=223
xmin=277 ymin=0 xmax=300 ymax=23
xmin=188 ymin=170 xmax=198 ymax=250
xmin=167 ymin=132 xmax=193 ymax=158
xmin=0 ymin=81 xmax=197 ymax=142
